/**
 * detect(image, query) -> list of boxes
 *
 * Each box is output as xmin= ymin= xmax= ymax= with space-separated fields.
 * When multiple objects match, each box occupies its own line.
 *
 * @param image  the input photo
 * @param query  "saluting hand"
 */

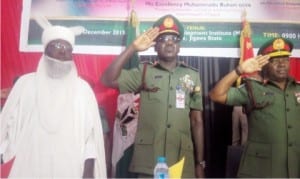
xmin=239 ymin=55 xmax=270 ymax=74
xmin=133 ymin=27 xmax=159 ymax=52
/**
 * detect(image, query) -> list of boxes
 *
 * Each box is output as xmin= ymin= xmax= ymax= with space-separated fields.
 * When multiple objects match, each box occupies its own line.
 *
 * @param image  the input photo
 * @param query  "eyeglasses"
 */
xmin=156 ymin=35 xmax=181 ymax=43
xmin=269 ymin=57 xmax=289 ymax=65
xmin=49 ymin=42 xmax=73 ymax=52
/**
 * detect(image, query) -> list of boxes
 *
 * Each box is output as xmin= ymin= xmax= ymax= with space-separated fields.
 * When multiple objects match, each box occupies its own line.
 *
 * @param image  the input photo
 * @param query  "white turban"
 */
xmin=34 ymin=15 xmax=85 ymax=48
xmin=42 ymin=26 xmax=75 ymax=48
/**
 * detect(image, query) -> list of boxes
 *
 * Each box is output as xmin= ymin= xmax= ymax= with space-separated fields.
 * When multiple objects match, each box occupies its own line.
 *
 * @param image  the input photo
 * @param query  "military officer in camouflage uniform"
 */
xmin=209 ymin=37 xmax=300 ymax=178
xmin=101 ymin=14 xmax=205 ymax=178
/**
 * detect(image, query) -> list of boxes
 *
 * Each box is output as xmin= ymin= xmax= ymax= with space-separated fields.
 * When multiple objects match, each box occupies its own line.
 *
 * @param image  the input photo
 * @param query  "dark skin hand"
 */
xmin=209 ymin=55 xmax=270 ymax=104
xmin=101 ymin=27 xmax=160 ymax=88
xmin=190 ymin=110 xmax=205 ymax=178
xmin=82 ymin=158 xmax=95 ymax=179
xmin=0 ymin=154 xmax=3 ymax=164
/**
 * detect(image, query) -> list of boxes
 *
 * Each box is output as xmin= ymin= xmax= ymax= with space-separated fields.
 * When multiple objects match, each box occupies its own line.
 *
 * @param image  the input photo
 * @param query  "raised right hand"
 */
xmin=132 ymin=27 xmax=160 ymax=52
xmin=239 ymin=55 xmax=270 ymax=74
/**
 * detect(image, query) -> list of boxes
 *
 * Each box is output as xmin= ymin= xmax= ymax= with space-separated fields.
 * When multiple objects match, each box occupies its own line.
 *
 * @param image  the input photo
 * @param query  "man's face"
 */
xmin=45 ymin=39 xmax=73 ymax=61
xmin=264 ymin=56 xmax=290 ymax=82
xmin=154 ymin=33 xmax=180 ymax=60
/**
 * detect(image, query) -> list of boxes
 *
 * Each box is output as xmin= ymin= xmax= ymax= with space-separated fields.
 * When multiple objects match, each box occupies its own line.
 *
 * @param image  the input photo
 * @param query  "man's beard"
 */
xmin=44 ymin=55 xmax=73 ymax=79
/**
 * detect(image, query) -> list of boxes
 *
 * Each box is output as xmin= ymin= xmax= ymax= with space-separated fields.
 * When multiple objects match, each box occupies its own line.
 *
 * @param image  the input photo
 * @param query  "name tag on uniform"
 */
xmin=176 ymin=87 xmax=185 ymax=109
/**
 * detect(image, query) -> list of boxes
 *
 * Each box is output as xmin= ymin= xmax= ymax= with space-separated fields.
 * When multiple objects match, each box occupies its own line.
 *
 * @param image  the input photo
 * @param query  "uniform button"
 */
xmin=167 ymin=124 xmax=171 ymax=128
xmin=170 ymin=86 xmax=173 ymax=90
xmin=288 ymin=143 xmax=293 ymax=147
xmin=168 ymin=104 xmax=172 ymax=108
xmin=288 ymin=125 xmax=292 ymax=129
xmin=286 ymin=94 xmax=289 ymax=97
xmin=286 ymin=108 xmax=290 ymax=112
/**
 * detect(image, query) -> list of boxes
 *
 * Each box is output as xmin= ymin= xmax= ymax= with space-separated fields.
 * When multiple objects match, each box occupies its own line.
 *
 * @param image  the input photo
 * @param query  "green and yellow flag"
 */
xmin=123 ymin=7 xmax=140 ymax=69
xmin=113 ymin=1 xmax=140 ymax=178
xmin=237 ymin=10 xmax=255 ymax=86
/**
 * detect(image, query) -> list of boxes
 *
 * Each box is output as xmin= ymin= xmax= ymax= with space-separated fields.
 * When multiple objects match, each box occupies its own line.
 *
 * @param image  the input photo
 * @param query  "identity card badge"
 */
xmin=176 ymin=85 xmax=185 ymax=109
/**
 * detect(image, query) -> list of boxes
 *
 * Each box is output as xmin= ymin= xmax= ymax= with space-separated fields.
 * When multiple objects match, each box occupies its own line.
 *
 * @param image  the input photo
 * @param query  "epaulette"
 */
xmin=145 ymin=60 xmax=160 ymax=68
xmin=243 ymin=76 xmax=264 ymax=83
xmin=138 ymin=60 xmax=154 ymax=69
xmin=140 ymin=60 xmax=154 ymax=65
xmin=244 ymin=77 xmax=271 ymax=86
xmin=178 ymin=61 xmax=198 ymax=72
xmin=151 ymin=60 xmax=159 ymax=67
xmin=285 ymin=77 xmax=299 ymax=85
xmin=291 ymin=77 xmax=300 ymax=84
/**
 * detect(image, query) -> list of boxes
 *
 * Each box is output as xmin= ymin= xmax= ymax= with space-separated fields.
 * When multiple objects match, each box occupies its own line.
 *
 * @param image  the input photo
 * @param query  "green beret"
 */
xmin=153 ymin=14 xmax=184 ymax=39
xmin=257 ymin=37 xmax=293 ymax=58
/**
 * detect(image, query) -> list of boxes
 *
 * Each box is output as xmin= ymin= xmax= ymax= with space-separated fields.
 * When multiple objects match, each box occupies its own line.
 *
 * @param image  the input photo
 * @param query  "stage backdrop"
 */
xmin=20 ymin=0 xmax=300 ymax=57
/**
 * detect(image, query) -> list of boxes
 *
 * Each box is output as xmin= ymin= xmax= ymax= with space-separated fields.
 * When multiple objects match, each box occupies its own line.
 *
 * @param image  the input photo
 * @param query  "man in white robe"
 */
xmin=0 ymin=17 xmax=107 ymax=178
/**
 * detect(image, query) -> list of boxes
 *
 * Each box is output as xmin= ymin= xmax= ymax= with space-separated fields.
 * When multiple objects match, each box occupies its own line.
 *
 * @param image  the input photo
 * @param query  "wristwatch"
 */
xmin=235 ymin=66 xmax=242 ymax=76
xmin=196 ymin=160 xmax=206 ymax=168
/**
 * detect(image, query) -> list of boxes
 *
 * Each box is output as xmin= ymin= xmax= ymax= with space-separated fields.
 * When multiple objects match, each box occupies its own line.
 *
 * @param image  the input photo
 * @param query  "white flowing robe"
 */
xmin=0 ymin=57 xmax=107 ymax=178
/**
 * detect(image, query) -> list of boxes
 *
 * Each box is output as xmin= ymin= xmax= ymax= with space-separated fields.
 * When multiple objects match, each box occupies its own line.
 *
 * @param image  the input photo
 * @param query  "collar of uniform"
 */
xmin=151 ymin=61 xmax=181 ymax=72
xmin=178 ymin=60 xmax=188 ymax=67
xmin=152 ymin=60 xmax=185 ymax=69
xmin=244 ymin=77 xmax=266 ymax=86
xmin=289 ymin=77 xmax=299 ymax=85
xmin=263 ymin=76 xmax=296 ymax=87
xmin=178 ymin=61 xmax=199 ymax=71
xmin=243 ymin=77 xmax=298 ymax=94
xmin=243 ymin=76 xmax=264 ymax=83
xmin=152 ymin=60 xmax=199 ymax=72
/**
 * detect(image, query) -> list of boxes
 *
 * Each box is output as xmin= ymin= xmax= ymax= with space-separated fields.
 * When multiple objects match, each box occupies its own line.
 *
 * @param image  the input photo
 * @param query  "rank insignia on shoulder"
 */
xmin=179 ymin=61 xmax=198 ymax=71
xmin=140 ymin=60 xmax=154 ymax=65
xmin=238 ymin=84 xmax=245 ymax=89
xmin=151 ymin=60 xmax=160 ymax=67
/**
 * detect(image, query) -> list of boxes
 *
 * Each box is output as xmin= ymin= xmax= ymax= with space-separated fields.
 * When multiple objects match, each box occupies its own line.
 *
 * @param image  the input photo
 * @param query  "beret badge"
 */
xmin=163 ymin=17 xmax=175 ymax=28
xmin=273 ymin=38 xmax=285 ymax=51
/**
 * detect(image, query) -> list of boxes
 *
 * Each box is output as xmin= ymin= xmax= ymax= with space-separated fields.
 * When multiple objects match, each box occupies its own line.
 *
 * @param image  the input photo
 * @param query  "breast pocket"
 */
xmin=133 ymin=132 xmax=154 ymax=168
xmin=145 ymin=78 xmax=165 ymax=103
xmin=254 ymin=90 xmax=275 ymax=108
xmin=147 ymin=89 xmax=163 ymax=103
xmin=179 ymin=134 xmax=194 ymax=174
xmin=238 ymin=142 xmax=272 ymax=177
